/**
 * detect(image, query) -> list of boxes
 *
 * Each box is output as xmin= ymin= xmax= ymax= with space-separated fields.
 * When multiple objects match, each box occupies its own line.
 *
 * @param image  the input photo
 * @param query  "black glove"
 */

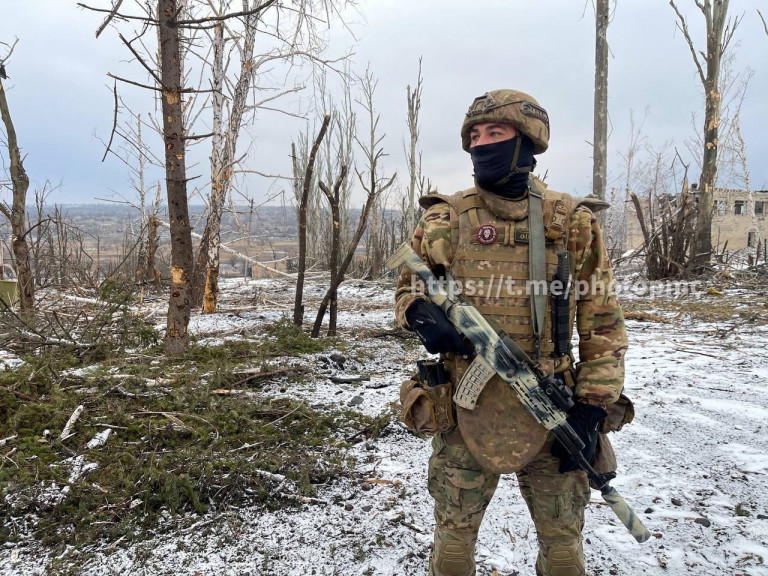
xmin=551 ymin=402 xmax=607 ymax=473
xmin=405 ymin=299 xmax=470 ymax=356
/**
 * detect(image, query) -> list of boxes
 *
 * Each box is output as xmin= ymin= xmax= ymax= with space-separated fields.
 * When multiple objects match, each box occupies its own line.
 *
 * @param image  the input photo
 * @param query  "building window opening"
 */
xmin=716 ymin=200 xmax=727 ymax=216
xmin=756 ymin=201 xmax=765 ymax=216
xmin=734 ymin=200 xmax=746 ymax=215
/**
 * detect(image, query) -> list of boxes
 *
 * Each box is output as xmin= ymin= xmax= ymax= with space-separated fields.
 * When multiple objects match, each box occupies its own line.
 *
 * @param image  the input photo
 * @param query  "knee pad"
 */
xmin=540 ymin=544 xmax=584 ymax=576
xmin=432 ymin=540 xmax=474 ymax=576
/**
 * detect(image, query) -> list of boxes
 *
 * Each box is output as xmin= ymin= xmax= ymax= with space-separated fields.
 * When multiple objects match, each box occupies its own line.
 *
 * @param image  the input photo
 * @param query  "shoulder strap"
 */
xmin=528 ymin=181 xmax=547 ymax=361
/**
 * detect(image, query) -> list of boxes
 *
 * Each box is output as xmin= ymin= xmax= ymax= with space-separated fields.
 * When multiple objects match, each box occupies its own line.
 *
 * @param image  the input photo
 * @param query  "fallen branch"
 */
xmin=364 ymin=478 xmax=402 ymax=486
xmin=344 ymin=424 xmax=374 ymax=443
xmin=623 ymin=311 xmax=670 ymax=323
xmin=230 ymin=366 xmax=310 ymax=387
xmin=0 ymin=434 xmax=18 ymax=446
xmin=255 ymin=469 xmax=286 ymax=483
xmin=133 ymin=411 xmax=219 ymax=439
xmin=211 ymin=388 xmax=258 ymax=397
xmin=370 ymin=329 xmax=417 ymax=340
xmin=2 ymin=447 xmax=18 ymax=468
xmin=260 ymin=400 xmax=305 ymax=429
xmin=329 ymin=375 xmax=368 ymax=384
xmin=228 ymin=441 xmax=261 ymax=453
xmin=400 ymin=519 xmax=426 ymax=533
xmin=278 ymin=492 xmax=327 ymax=505
xmin=671 ymin=346 xmax=720 ymax=359
xmin=0 ymin=386 xmax=36 ymax=402
xmin=60 ymin=405 xmax=84 ymax=439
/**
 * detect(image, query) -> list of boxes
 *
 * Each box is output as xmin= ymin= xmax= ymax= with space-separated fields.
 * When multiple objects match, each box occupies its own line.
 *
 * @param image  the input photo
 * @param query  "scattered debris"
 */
xmin=60 ymin=405 xmax=84 ymax=440
xmin=85 ymin=429 xmax=112 ymax=450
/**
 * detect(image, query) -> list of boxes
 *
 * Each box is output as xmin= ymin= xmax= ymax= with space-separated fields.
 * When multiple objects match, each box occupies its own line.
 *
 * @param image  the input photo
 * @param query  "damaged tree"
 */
xmin=193 ymin=0 xmax=303 ymax=313
xmin=404 ymin=58 xmax=424 ymax=236
xmin=311 ymin=164 xmax=347 ymax=337
xmin=592 ymin=0 xmax=610 ymax=211
xmin=83 ymin=0 xmax=287 ymax=354
xmin=630 ymin=153 xmax=697 ymax=280
xmin=0 ymin=42 xmax=35 ymax=318
xmin=669 ymin=0 xmax=741 ymax=269
xmin=293 ymin=115 xmax=331 ymax=327
xmin=193 ymin=17 xmax=232 ymax=314
xmin=311 ymin=70 xmax=395 ymax=337
xmin=157 ymin=0 xmax=194 ymax=355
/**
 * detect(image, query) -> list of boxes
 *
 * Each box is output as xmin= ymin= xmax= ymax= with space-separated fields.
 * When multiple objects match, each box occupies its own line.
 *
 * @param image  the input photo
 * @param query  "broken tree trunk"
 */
xmin=0 ymin=71 xmax=35 ymax=318
xmin=193 ymin=3 xmax=260 ymax=312
xmin=310 ymin=186 xmax=378 ymax=338
xmin=669 ymin=0 xmax=739 ymax=270
xmin=313 ymin=164 xmax=348 ymax=337
xmin=593 ymin=0 xmax=610 ymax=226
xmin=293 ymin=115 xmax=331 ymax=327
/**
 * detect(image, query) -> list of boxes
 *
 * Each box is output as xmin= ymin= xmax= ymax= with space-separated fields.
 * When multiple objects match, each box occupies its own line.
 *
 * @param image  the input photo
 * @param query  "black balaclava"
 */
xmin=469 ymin=134 xmax=536 ymax=199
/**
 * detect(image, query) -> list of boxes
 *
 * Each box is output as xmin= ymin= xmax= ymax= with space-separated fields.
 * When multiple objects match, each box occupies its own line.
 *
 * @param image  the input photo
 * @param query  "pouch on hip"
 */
xmin=399 ymin=359 xmax=456 ymax=435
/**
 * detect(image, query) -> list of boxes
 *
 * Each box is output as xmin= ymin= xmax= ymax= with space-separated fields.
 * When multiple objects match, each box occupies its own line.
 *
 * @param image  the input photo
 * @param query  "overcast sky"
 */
xmin=1 ymin=0 xmax=767 ymax=207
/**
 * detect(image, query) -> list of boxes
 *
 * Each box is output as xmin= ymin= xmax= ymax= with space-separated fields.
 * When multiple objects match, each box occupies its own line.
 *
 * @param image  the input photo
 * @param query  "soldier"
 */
xmin=394 ymin=90 xmax=628 ymax=576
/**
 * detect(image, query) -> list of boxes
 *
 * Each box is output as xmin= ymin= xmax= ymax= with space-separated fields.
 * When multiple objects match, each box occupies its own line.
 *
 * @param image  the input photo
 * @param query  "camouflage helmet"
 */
xmin=461 ymin=89 xmax=550 ymax=154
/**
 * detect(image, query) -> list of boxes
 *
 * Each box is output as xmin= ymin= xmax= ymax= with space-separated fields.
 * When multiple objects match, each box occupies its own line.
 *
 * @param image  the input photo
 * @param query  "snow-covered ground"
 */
xmin=2 ymin=277 xmax=768 ymax=575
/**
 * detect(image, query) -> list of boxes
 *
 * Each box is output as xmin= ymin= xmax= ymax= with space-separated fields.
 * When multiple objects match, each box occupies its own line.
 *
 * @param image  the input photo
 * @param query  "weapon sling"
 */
xmin=527 ymin=186 xmax=547 ymax=361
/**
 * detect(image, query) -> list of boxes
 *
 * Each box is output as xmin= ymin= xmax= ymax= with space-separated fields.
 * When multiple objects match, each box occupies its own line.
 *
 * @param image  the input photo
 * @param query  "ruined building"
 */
xmin=626 ymin=186 xmax=768 ymax=252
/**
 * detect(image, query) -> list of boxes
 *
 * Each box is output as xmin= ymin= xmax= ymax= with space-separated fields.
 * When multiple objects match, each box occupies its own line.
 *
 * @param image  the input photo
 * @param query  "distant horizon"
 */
xmin=18 ymin=184 xmax=768 ymax=209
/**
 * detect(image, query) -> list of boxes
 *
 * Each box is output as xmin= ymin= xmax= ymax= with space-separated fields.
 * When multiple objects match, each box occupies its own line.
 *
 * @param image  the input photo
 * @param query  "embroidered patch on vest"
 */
xmin=514 ymin=228 xmax=530 ymax=243
xmin=476 ymin=224 xmax=498 ymax=245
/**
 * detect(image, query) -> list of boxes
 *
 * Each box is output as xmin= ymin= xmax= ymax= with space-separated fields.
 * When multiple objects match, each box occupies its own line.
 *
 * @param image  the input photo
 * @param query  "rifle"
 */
xmin=386 ymin=242 xmax=651 ymax=544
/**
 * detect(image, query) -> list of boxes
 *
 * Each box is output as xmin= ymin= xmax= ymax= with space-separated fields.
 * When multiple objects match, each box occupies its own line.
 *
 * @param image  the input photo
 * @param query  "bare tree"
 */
xmin=156 ymin=0 xmax=195 ymax=355
xmin=758 ymin=9 xmax=768 ymax=36
xmin=293 ymin=115 xmax=331 ymax=327
xmin=181 ymin=0 xmax=353 ymax=313
xmin=316 ymin=68 xmax=356 ymax=268
xmin=606 ymin=109 xmax=649 ymax=257
xmin=82 ymin=0 xmax=288 ymax=354
xmin=193 ymin=0 xmax=314 ymax=312
xmin=592 ymin=0 xmax=610 ymax=214
xmin=98 ymin=106 xmax=165 ymax=289
xmin=311 ymin=69 xmax=395 ymax=336
xmin=405 ymin=57 xmax=424 ymax=236
xmin=357 ymin=69 xmax=396 ymax=280
xmin=669 ymin=0 xmax=741 ymax=269
xmin=194 ymin=17 xmax=228 ymax=313
xmin=312 ymin=164 xmax=347 ymax=336
xmin=0 ymin=41 xmax=35 ymax=317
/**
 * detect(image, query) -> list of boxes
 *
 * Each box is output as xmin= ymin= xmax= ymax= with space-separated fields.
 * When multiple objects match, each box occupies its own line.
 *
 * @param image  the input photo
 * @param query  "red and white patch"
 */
xmin=476 ymin=224 xmax=498 ymax=245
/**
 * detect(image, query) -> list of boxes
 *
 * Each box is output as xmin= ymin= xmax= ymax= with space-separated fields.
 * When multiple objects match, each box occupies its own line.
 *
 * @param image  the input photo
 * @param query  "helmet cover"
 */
xmin=461 ymin=89 xmax=550 ymax=154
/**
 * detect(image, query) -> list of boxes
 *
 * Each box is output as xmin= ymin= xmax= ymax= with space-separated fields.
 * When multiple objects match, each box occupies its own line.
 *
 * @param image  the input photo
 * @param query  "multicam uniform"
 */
xmin=394 ymin=176 xmax=628 ymax=576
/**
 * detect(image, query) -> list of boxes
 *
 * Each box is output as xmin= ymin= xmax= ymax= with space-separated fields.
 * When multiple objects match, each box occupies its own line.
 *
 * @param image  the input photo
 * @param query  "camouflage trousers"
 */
xmin=427 ymin=430 xmax=590 ymax=576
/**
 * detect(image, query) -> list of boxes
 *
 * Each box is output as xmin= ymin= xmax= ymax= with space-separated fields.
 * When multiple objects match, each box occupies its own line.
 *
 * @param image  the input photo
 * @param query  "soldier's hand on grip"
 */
xmin=551 ymin=402 xmax=607 ymax=473
xmin=405 ymin=299 xmax=470 ymax=356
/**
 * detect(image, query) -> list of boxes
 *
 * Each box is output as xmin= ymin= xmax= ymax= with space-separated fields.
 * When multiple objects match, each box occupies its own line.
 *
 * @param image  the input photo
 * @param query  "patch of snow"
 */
xmin=4 ymin=278 xmax=768 ymax=575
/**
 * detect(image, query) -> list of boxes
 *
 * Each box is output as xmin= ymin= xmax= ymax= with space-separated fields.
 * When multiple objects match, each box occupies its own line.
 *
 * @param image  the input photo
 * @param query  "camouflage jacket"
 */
xmin=394 ymin=184 xmax=628 ymax=406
